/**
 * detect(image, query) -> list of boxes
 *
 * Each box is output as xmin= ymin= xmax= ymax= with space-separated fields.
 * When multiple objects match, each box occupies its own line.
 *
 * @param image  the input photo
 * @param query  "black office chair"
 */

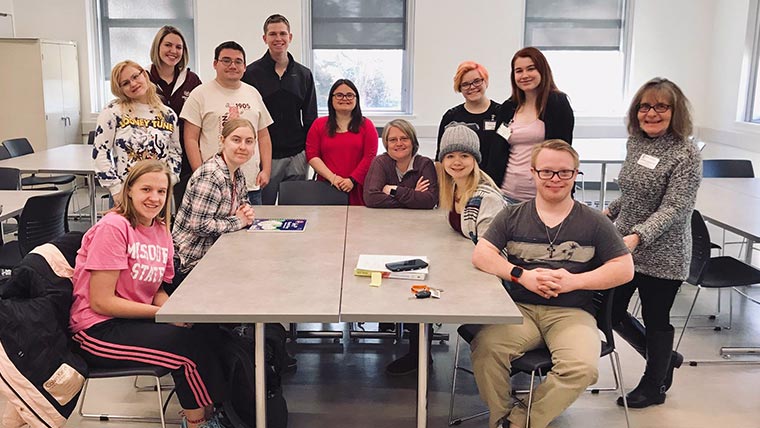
xmin=0 ymin=146 xmax=10 ymax=160
xmin=2 ymin=138 xmax=76 ymax=188
xmin=278 ymin=180 xmax=349 ymax=206
xmin=0 ymin=167 xmax=21 ymax=190
xmin=0 ymin=190 xmax=73 ymax=272
xmin=675 ymin=210 xmax=760 ymax=359
xmin=702 ymin=159 xmax=754 ymax=178
xmin=78 ymin=365 xmax=176 ymax=428
xmin=86 ymin=130 xmax=96 ymax=145
xmin=448 ymin=289 xmax=630 ymax=428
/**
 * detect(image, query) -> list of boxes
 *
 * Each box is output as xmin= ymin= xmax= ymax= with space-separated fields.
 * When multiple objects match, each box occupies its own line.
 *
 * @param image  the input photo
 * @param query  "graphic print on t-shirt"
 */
xmin=506 ymin=240 xmax=596 ymax=262
xmin=127 ymin=241 xmax=170 ymax=282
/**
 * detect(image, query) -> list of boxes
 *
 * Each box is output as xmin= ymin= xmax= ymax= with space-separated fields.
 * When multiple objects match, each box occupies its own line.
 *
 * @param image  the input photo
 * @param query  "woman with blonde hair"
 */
xmin=93 ymin=60 xmax=182 ymax=205
xmin=70 ymin=160 xmax=227 ymax=428
xmin=149 ymin=25 xmax=202 ymax=206
xmin=437 ymin=61 xmax=501 ymax=181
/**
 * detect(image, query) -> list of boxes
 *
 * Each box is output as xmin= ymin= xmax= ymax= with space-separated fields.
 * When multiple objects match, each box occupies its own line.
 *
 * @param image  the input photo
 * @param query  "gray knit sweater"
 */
xmin=607 ymin=133 xmax=702 ymax=280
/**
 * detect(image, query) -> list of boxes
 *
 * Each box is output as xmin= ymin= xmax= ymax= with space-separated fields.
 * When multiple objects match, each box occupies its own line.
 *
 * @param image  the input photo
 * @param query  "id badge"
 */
xmin=637 ymin=154 xmax=660 ymax=169
xmin=496 ymin=123 xmax=512 ymax=141
xmin=484 ymin=120 xmax=496 ymax=131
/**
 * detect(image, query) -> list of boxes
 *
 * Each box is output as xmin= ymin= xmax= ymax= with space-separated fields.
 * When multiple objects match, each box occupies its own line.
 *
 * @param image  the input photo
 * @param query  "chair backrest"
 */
xmin=0 ymin=146 xmax=11 ymax=160
xmin=278 ymin=180 xmax=349 ymax=206
xmin=2 ymin=138 xmax=35 ymax=158
xmin=18 ymin=190 xmax=73 ymax=256
xmin=0 ymin=167 xmax=21 ymax=190
xmin=593 ymin=288 xmax=616 ymax=349
xmin=687 ymin=209 xmax=712 ymax=285
xmin=702 ymin=159 xmax=755 ymax=178
xmin=87 ymin=130 xmax=96 ymax=145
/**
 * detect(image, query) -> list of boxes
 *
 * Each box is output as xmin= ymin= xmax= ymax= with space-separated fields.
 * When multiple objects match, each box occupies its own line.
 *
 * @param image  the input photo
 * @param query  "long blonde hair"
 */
xmin=438 ymin=161 xmax=498 ymax=211
xmin=113 ymin=160 xmax=173 ymax=233
xmin=110 ymin=60 xmax=166 ymax=112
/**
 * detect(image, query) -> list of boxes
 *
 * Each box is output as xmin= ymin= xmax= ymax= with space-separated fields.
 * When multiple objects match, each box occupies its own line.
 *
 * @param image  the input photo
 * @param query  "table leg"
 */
xmin=744 ymin=238 xmax=756 ymax=265
xmin=255 ymin=322 xmax=267 ymax=428
xmin=88 ymin=172 xmax=97 ymax=225
xmin=417 ymin=322 xmax=428 ymax=428
xmin=598 ymin=163 xmax=608 ymax=211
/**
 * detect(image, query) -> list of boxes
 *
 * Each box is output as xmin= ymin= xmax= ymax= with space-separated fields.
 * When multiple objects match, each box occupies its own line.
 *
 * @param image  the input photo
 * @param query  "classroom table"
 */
xmin=696 ymin=178 xmax=760 ymax=358
xmin=157 ymin=206 xmax=523 ymax=428
xmin=0 ymin=190 xmax=57 ymax=221
xmin=0 ymin=144 xmax=98 ymax=224
xmin=156 ymin=206 xmax=347 ymax=428
xmin=340 ymin=207 xmax=522 ymax=428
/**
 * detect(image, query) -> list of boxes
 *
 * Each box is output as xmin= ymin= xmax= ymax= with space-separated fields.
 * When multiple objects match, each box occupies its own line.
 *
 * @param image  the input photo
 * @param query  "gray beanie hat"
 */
xmin=438 ymin=122 xmax=482 ymax=163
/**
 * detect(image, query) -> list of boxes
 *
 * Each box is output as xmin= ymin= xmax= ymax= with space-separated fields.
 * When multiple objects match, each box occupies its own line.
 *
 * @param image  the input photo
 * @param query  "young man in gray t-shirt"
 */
xmin=471 ymin=139 xmax=633 ymax=428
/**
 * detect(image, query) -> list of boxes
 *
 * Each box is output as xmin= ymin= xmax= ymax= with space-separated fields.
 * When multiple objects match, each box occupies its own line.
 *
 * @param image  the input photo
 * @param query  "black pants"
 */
xmin=612 ymin=272 xmax=681 ymax=332
xmin=73 ymin=319 xmax=226 ymax=410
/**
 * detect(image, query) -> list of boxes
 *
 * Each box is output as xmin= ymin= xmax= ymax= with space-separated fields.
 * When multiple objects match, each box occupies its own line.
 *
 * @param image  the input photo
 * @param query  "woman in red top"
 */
xmin=306 ymin=79 xmax=378 ymax=205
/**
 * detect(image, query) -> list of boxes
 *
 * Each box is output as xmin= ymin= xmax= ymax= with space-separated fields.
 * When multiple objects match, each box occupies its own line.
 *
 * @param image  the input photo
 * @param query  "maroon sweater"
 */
xmin=363 ymin=153 xmax=438 ymax=209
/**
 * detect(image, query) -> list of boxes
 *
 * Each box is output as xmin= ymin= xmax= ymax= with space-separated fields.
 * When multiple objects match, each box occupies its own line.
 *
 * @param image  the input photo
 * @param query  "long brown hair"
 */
xmin=509 ymin=47 xmax=561 ymax=117
xmin=150 ymin=25 xmax=189 ymax=71
xmin=114 ymin=160 xmax=173 ymax=232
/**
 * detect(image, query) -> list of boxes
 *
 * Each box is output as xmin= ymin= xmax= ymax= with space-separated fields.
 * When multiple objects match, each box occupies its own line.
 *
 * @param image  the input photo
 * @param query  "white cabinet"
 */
xmin=0 ymin=38 xmax=81 ymax=151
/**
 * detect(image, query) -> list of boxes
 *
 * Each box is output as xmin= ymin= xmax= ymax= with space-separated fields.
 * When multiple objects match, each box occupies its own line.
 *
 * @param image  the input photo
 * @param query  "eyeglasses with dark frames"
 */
xmin=533 ymin=169 xmax=577 ymax=180
xmin=637 ymin=103 xmax=671 ymax=114
xmin=217 ymin=57 xmax=245 ymax=67
xmin=332 ymin=92 xmax=356 ymax=101
xmin=460 ymin=77 xmax=485 ymax=91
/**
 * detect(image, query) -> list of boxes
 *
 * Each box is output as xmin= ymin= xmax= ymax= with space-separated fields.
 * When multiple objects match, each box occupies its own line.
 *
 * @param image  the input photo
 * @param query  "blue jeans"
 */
xmin=247 ymin=190 xmax=262 ymax=205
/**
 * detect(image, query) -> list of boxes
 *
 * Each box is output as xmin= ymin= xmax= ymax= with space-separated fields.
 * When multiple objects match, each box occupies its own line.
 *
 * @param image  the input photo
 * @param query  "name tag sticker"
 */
xmin=637 ymin=154 xmax=660 ymax=169
xmin=484 ymin=120 xmax=496 ymax=131
xmin=496 ymin=123 xmax=511 ymax=141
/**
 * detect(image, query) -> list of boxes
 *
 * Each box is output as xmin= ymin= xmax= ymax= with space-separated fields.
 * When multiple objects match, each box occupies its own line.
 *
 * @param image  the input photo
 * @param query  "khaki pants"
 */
xmin=471 ymin=303 xmax=600 ymax=428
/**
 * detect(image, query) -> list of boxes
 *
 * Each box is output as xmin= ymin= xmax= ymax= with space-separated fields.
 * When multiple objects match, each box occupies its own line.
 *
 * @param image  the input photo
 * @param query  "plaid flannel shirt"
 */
xmin=173 ymin=154 xmax=249 ymax=273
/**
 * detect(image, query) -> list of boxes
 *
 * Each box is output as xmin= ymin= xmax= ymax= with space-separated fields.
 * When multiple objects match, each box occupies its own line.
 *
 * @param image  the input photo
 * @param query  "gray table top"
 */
xmin=340 ymin=207 xmax=523 ymax=324
xmin=0 ymin=190 xmax=57 ymax=221
xmin=156 ymin=206 xmax=348 ymax=324
xmin=0 ymin=144 xmax=95 ymax=174
xmin=697 ymin=178 xmax=760 ymax=241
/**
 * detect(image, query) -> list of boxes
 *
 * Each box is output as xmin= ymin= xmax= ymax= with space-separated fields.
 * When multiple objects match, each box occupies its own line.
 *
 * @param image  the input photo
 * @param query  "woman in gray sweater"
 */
xmin=606 ymin=78 xmax=702 ymax=409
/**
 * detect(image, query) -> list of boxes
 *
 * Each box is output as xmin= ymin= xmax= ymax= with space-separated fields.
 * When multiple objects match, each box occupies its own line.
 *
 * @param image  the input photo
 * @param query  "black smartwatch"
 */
xmin=510 ymin=266 xmax=524 ymax=284
xmin=389 ymin=187 xmax=397 ymax=197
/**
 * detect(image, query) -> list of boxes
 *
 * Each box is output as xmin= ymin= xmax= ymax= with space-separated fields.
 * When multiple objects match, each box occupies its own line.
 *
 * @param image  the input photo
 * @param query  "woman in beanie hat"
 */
xmin=386 ymin=122 xmax=507 ymax=377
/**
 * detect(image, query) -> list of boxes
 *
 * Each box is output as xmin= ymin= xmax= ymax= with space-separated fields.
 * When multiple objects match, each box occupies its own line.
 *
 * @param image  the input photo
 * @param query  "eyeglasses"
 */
xmin=387 ymin=136 xmax=411 ymax=144
xmin=119 ymin=71 xmax=144 ymax=88
xmin=638 ymin=103 xmax=671 ymax=113
xmin=460 ymin=77 xmax=485 ymax=91
xmin=332 ymin=92 xmax=356 ymax=101
xmin=534 ymin=169 xmax=577 ymax=180
xmin=217 ymin=57 xmax=245 ymax=67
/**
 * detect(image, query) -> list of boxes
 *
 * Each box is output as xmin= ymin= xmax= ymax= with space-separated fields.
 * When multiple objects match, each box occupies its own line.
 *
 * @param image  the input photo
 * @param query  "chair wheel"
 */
xmin=708 ymin=315 xmax=717 ymax=320
xmin=714 ymin=326 xmax=722 ymax=331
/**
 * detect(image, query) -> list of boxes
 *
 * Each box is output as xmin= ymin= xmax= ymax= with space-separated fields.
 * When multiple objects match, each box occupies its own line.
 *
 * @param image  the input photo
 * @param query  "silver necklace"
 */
xmin=538 ymin=209 xmax=566 ymax=258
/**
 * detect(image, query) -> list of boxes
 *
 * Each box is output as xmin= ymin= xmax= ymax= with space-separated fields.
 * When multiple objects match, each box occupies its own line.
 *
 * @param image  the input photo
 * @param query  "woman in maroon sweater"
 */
xmin=306 ymin=79 xmax=378 ymax=205
xmin=363 ymin=119 xmax=438 ymax=209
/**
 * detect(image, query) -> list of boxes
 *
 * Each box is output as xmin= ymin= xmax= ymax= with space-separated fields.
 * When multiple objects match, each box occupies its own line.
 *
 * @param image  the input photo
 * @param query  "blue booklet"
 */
xmin=248 ymin=218 xmax=307 ymax=232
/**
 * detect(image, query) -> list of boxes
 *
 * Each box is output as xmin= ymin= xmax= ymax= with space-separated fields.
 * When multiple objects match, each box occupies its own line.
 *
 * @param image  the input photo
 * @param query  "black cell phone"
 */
xmin=385 ymin=258 xmax=428 ymax=272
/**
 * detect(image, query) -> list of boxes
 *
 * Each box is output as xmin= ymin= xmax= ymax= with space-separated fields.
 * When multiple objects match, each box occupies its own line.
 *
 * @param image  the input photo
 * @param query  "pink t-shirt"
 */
xmin=501 ymin=119 xmax=546 ymax=201
xmin=69 ymin=212 xmax=175 ymax=333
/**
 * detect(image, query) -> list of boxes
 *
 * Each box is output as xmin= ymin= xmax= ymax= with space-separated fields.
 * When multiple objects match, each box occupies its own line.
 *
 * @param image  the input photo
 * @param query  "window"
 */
xmin=93 ymin=0 xmax=195 ymax=110
xmin=744 ymin=0 xmax=760 ymax=122
xmin=524 ymin=0 xmax=632 ymax=117
xmin=306 ymin=0 xmax=413 ymax=113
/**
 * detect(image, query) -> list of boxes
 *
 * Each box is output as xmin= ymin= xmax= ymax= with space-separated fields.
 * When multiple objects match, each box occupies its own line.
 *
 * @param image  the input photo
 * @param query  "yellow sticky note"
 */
xmin=370 ymin=271 xmax=382 ymax=287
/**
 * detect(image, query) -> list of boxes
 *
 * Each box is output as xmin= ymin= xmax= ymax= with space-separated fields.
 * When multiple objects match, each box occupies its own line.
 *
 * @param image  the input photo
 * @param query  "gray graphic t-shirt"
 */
xmin=482 ymin=199 xmax=629 ymax=313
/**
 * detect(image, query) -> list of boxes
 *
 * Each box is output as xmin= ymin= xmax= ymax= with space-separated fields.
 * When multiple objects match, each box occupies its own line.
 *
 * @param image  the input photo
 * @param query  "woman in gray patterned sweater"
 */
xmin=606 ymin=78 xmax=702 ymax=408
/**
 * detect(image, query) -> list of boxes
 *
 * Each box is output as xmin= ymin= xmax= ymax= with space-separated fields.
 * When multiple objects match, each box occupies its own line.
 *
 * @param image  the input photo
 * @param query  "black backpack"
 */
xmin=217 ymin=324 xmax=289 ymax=428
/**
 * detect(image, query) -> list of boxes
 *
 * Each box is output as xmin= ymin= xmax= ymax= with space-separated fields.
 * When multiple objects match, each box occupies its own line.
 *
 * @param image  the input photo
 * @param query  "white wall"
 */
xmin=5 ymin=0 xmax=760 ymax=158
xmin=0 ymin=0 xmax=12 ymax=13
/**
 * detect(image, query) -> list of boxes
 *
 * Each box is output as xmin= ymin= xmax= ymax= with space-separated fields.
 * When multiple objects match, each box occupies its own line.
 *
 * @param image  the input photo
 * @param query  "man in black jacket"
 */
xmin=242 ymin=14 xmax=318 ymax=205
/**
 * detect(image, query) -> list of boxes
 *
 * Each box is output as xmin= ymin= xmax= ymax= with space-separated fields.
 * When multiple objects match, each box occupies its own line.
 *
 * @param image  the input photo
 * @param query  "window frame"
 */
xmin=521 ymin=0 xmax=635 ymax=118
xmin=302 ymin=0 xmax=415 ymax=115
xmin=90 ymin=0 xmax=196 ymax=112
xmin=743 ymin=0 xmax=760 ymax=123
